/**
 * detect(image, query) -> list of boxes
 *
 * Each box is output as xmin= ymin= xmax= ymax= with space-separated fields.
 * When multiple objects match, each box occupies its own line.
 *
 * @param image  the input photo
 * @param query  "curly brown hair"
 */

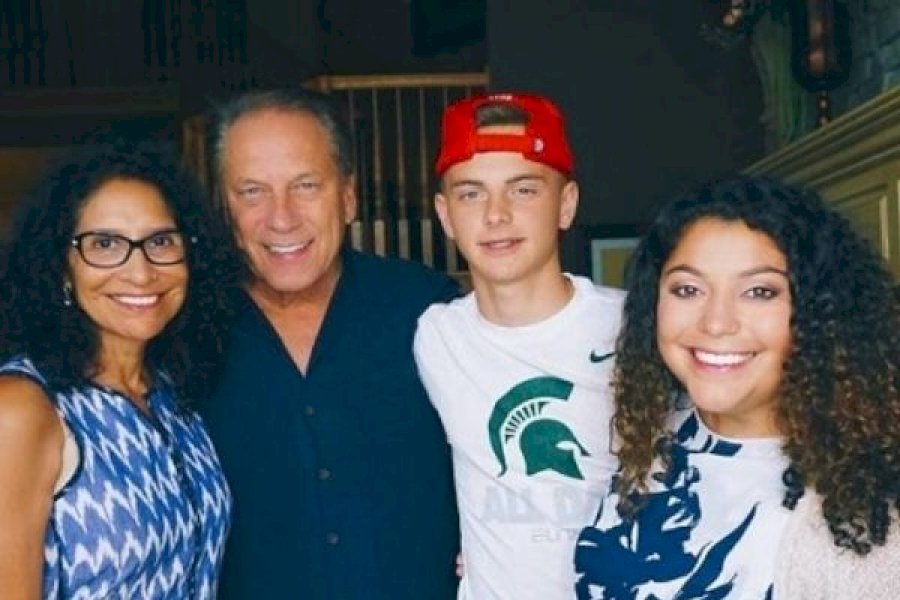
xmin=0 ymin=144 xmax=243 ymax=403
xmin=613 ymin=176 xmax=900 ymax=555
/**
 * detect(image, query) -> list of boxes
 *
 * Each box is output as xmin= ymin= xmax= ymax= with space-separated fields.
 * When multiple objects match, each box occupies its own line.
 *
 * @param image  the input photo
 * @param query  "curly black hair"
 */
xmin=0 ymin=144 xmax=241 ymax=403
xmin=613 ymin=175 xmax=900 ymax=555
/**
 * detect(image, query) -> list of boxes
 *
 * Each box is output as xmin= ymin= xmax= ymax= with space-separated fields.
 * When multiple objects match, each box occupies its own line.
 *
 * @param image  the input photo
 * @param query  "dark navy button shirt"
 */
xmin=200 ymin=249 xmax=460 ymax=600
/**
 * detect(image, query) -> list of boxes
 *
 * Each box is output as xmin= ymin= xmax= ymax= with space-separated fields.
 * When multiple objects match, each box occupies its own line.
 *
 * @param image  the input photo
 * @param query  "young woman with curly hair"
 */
xmin=574 ymin=176 xmax=900 ymax=599
xmin=0 ymin=146 xmax=239 ymax=598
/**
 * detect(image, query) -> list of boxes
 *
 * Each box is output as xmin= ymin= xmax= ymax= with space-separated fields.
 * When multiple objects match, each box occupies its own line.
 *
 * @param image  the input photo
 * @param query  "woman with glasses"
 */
xmin=0 ymin=145 xmax=238 ymax=598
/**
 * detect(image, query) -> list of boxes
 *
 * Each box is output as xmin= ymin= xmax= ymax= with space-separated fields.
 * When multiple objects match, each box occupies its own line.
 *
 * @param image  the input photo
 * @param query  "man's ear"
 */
xmin=558 ymin=180 xmax=579 ymax=231
xmin=342 ymin=174 xmax=358 ymax=224
xmin=434 ymin=192 xmax=456 ymax=240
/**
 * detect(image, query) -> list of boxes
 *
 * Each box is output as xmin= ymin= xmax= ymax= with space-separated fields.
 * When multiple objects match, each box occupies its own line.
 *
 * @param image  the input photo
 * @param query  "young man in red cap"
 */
xmin=413 ymin=93 xmax=624 ymax=599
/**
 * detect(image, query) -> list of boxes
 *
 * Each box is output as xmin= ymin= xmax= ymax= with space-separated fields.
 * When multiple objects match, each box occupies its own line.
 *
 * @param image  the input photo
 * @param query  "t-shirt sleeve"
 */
xmin=412 ymin=312 xmax=451 ymax=441
xmin=413 ymin=313 xmax=437 ymax=399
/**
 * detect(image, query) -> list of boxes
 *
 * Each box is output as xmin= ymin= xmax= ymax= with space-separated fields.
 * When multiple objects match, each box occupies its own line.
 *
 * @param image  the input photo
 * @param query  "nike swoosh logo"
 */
xmin=589 ymin=350 xmax=615 ymax=363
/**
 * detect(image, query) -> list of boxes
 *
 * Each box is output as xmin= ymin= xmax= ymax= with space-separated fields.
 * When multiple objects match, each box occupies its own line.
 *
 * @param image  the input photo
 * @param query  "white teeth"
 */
xmin=113 ymin=295 xmax=159 ymax=306
xmin=693 ymin=349 xmax=752 ymax=366
xmin=266 ymin=241 xmax=310 ymax=254
xmin=483 ymin=239 xmax=516 ymax=249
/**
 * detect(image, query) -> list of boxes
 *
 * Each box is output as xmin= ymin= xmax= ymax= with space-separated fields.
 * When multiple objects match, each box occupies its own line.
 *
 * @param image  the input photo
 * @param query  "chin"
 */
xmin=689 ymin=393 xmax=738 ymax=413
xmin=471 ymin=265 xmax=525 ymax=286
xmin=118 ymin=330 xmax=167 ymax=345
xmin=258 ymin=274 xmax=328 ymax=296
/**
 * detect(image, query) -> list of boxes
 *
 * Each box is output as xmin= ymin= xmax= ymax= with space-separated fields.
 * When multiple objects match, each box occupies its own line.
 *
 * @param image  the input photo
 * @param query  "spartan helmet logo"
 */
xmin=488 ymin=376 xmax=589 ymax=480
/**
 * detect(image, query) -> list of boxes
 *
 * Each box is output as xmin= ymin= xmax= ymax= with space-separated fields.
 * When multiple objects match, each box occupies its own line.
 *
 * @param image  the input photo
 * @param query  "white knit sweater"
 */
xmin=775 ymin=492 xmax=900 ymax=599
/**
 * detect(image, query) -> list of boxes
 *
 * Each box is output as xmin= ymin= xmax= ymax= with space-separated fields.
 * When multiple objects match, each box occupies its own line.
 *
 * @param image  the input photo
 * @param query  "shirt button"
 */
xmin=304 ymin=405 xmax=315 ymax=416
xmin=326 ymin=532 xmax=340 ymax=545
xmin=318 ymin=468 xmax=332 ymax=481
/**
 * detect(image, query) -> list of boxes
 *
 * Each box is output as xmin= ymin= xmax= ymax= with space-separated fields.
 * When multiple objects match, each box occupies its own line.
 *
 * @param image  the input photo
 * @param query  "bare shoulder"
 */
xmin=0 ymin=375 xmax=62 ymax=597
xmin=0 ymin=375 xmax=62 ymax=460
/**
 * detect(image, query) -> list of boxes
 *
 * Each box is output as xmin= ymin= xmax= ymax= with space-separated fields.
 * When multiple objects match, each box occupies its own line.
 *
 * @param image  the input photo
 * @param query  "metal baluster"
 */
xmin=418 ymin=87 xmax=434 ymax=268
xmin=395 ymin=87 xmax=410 ymax=260
xmin=347 ymin=89 xmax=364 ymax=252
xmin=9 ymin=0 xmax=22 ymax=84
xmin=21 ymin=0 xmax=33 ymax=85
xmin=441 ymin=86 xmax=459 ymax=275
xmin=1 ymin=2 xmax=10 ymax=85
xmin=371 ymin=88 xmax=386 ymax=257
xmin=169 ymin=0 xmax=182 ymax=72
xmin=32 ymin=0 xmax=46 ymax=85
xmin=181 ymin=115 xmax=208 ymax=190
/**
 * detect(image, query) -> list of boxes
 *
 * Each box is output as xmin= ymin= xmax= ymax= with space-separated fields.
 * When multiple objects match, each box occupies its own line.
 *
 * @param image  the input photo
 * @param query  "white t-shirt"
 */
xmin=414 ymin=275 xmax=624 ymax=600
xmin=575 ymin=409 xmax=791 ymax=599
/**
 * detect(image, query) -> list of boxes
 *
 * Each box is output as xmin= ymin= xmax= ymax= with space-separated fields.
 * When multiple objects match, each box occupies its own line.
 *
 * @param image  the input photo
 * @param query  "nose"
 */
xmin=266 ymin=192 xmax=299 ymax=232
xmin=483 ymin=193 xmax=511 ymax=227
xmin=120 ymin=246 xmax=158 ymax=284
xmin=699 ymin=293 xmax=740 ymax=337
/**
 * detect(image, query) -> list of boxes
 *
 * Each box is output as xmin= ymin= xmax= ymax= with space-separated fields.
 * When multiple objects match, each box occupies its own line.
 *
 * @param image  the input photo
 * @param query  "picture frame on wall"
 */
xmin=583 ymin=225 xmax=642 ymax=290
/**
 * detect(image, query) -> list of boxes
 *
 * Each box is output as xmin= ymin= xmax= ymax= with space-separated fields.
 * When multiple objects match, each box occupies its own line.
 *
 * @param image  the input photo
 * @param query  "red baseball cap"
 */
xmin=434 ymin=93 xmax=574 ymax=177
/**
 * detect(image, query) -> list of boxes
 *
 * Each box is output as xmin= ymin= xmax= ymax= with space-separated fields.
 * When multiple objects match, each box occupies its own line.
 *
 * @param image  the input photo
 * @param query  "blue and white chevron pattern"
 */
xmin=0 ymin=357 xmax=231 ymax=599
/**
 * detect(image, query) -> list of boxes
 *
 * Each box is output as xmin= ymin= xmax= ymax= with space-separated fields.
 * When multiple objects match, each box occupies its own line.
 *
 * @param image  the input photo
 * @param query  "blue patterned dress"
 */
xmin=0 ymin=356 xmax=231 ymax=599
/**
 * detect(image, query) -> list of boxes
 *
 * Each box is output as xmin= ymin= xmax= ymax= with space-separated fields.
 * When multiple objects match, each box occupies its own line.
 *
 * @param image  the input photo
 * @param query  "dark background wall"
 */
xmin=317 ymin=0 xmax=485 ymax=73
xmin=4 ymin=0 xmax=898 ymax=271
xmin=486 ymin=0 xmax=765 ymax=271
xmin=487 ymin=0 xmax=765 ymax=226
xmin=246 ymin=1 xmax=322 ymax=75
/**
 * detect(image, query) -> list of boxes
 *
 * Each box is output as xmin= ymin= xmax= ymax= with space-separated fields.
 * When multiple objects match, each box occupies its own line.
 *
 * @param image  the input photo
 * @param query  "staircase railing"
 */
xmin=181 ymin=71 xmax=488 ymax=278
xmin=306 ymin=72 xmax=488 ymax=274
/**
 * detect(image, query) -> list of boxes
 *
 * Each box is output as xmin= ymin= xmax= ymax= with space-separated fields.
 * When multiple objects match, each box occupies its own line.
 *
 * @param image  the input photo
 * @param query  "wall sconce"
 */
xmin=790 ymin=0 xmax=851 ymax=125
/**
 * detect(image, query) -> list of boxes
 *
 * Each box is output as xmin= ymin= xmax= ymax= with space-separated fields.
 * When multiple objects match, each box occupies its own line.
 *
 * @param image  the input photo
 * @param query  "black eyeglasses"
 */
xmin=70 ymin=229 xmax=189 ymax=268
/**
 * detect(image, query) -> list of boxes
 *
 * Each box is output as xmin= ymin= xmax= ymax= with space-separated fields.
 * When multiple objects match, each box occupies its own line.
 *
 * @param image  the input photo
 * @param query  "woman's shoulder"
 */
xmin=0 ymin=374 xmax=55 ymax=426
xmin=0 ymin=356 xmax=52 ymax=412
xmin=0 ymin=373 xmax=62 ymax=483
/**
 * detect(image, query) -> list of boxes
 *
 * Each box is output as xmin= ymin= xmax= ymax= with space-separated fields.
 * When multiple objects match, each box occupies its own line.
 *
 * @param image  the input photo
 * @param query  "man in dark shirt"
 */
xmin=199 ymin=88 xmax=460 ymax=599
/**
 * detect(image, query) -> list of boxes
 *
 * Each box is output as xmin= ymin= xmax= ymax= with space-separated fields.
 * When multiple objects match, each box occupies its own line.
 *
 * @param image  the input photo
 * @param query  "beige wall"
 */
xmin=746 ymin=88 xmax=900 ymax=280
